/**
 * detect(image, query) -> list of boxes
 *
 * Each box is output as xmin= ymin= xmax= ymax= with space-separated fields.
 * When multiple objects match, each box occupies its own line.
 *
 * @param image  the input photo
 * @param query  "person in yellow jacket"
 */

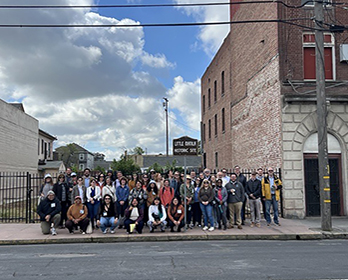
xmin=261 ymin=168 xmax=282 ymax=226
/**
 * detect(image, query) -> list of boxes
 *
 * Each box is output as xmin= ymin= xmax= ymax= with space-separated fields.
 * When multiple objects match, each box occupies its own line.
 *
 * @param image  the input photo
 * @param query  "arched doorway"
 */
xmin=303 ymin=133 xmax=343 ymax=216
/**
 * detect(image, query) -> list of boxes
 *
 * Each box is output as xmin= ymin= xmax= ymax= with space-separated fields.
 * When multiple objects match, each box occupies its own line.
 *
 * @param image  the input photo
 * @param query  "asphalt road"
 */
xmin=0 ymin=240 xmax=347 ymax=280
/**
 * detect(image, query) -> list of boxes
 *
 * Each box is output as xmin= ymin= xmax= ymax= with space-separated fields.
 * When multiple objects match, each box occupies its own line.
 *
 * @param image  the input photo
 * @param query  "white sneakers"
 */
xmin=203 ymin=226 xmax=215 ymax=231
xmin=51 ymin=227 xmax=57 ymax=236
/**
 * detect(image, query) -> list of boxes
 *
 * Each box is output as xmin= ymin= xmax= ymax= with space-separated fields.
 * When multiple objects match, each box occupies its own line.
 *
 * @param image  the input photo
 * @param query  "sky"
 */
xmin=0 ymin=0 xmax=229 ymax=160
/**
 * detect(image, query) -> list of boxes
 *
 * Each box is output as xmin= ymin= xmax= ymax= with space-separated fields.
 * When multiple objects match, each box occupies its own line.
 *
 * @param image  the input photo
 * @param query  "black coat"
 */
xmin=53 ymin=182 xmax=70 ymax=202
xmin=37 ymin=197 xmax=61 ymax=221
xmin=245 ymin=179 xmax=262 ymax=199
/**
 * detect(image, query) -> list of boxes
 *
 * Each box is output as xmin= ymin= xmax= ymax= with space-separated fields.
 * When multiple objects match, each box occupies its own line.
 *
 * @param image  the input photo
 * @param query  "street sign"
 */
xmin=173 ymin=136 xmax=198 ymax=155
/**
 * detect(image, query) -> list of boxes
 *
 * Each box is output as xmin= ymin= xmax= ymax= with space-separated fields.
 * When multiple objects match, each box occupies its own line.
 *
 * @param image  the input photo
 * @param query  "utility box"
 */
xmin=340 ymin=44 xmax=348 ymax=62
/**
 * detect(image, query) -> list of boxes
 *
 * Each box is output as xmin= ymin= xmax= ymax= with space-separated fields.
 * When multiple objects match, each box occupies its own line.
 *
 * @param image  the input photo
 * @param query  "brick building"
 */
xmin=201 ymin=0 xmax=348 ymax=218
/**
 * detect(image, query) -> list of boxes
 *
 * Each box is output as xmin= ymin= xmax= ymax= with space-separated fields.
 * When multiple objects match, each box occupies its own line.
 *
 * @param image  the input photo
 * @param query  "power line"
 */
xmin=0 ymin=1 xmax=341 ymax=10
xmin=0 ymin=18 xmax=330 ymax=32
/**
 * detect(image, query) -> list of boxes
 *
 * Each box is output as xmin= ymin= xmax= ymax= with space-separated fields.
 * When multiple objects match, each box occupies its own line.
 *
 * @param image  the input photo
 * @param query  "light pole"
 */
xmin=163 ymin=97 xmax=169 ymax=157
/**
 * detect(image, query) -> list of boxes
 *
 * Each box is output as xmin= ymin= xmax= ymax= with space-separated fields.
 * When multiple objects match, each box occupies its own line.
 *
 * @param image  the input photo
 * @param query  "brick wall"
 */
xmin=202 ymin=34 xmax=233 ymax=169
xmin=0 ymin=99 xmax=38 ymax=172
xmin=279 ymin=0 xmax=348 ymax=85
xmin=231 ymin=56 xmax=283 ymax=169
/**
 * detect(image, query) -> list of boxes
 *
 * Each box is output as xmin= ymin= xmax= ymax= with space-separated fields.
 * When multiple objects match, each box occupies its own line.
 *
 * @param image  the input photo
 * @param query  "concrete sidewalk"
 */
xmin=0 ymin=217 xmax=347 ymax=245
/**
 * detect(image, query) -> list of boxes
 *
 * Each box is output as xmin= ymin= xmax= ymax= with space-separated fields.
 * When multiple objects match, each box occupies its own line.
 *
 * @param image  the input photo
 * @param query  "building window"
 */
xmin=208 ymin=119 xmax=211 ymax=140
xmin=79 ymin=154 xmax=85 ymax=160
xmin=214 ymin=114 xmax=218 ymax=137
xmin=48 ymin=143 xmax=51 ymax=159
xmin=214 ymin=80 xmax=217 ymax=103
xmin=208 ymin=89 xmax=211 ymax=108
xmin=203 ymin=123 xmax=206 ymax=143
xmin=203 ymin=95 xmax=206 ymax=114
xmin=303 ymin=33 xmax=335 ymax=80
xmin=79 ymin=164 xmax=84 ymax=170
xmin=222 ymin=108 xmax=225 ymax=133
xmin=38 ymin=139 xmax=40 ymax=155
xmin=41 ymin=139 xmax=44 ymax=154
xmin=221 ymin=71 xmax=225 ymax=96
xmin=215 ymin=152 xmax=218 ymax=168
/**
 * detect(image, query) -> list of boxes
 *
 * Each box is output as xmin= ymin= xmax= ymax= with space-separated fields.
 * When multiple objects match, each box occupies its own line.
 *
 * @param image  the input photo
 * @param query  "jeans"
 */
xmin=192 ymin=202 xmax=202 ymax=225
xmin=199 ymin=203 xmax=214 ymax=227
xmin=216 ymin=204 xmax=227 ymax=226
xmin=87 ymin=201 xmax=100 ymax=227
xmin=265 ymin=195 xmax=279 ymax=224
xmin=100 ymin=216 xmax=117 ymax=231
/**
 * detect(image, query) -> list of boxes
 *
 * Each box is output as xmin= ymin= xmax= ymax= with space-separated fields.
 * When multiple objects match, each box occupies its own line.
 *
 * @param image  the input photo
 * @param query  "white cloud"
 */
xmin=141 ymin=53 xmax=176 ymax=69
xmin=0 ymin=0 xmax=200 ymax=161
xmin=174 ymin=0 xmax=230 ymax=56
xmin=167 ymin=76 xmax=201 ymax=131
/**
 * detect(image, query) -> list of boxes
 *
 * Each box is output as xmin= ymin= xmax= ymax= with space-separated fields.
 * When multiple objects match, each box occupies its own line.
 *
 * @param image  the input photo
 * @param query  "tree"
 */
xmin=130 ymin=146 xmax=145 ymax=155
xmin=111 ymin=157 xmax=141 ymax=175
xmin=55 ymin=144 xmax=78 ymax=168
xmin=94 ymin=152 xmax=105 ymax=161
xmin=148 ymin=162 xmax=163 ymax=173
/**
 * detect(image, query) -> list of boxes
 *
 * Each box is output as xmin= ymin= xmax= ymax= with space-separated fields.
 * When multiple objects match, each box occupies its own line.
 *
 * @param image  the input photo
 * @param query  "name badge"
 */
xmin=177 ymin=210 xmax=182 ymax=214
xmin=103 ymin=212 xmax=107 ymax=216
xmin=51 ymin=203 xmax=56 ymax=208
xmin=80 ymin=209 xmax=84 ymax=214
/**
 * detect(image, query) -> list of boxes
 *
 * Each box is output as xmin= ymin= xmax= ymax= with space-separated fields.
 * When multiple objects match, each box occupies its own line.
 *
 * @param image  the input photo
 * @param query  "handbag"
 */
xmin=86 ymin=221 xmax=93 ymax=234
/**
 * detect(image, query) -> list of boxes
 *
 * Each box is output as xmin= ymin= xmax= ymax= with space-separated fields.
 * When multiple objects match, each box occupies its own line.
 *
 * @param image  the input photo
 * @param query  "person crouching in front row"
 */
xmin=147 ymin=197 xmax=167 ymax=232
xmin=124 ymin=198 xmax=144 ymax=234
xmin=65 ymin=196 xmax=90 ymax=234
xmin=96 ymin=194 xmax=119 ymax=234
xmin=167 ymin=197 xmax=185 ymax=232
xmin=37 ymin=190 xmax=61 ymax=235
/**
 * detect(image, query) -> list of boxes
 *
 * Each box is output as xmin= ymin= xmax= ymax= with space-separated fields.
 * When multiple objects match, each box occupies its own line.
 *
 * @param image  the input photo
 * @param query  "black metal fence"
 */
xmin=0 ymin=172 xmax=45 ymax=223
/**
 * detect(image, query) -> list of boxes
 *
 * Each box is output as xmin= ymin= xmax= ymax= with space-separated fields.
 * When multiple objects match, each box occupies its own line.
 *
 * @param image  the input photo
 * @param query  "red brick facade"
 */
xmin=201 ymin=0 xmax=348 ymax=171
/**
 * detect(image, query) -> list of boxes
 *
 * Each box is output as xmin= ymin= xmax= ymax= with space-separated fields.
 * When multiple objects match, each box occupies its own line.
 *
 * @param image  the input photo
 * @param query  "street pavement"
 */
xmin=0 ymin=240 xmax=347 ymax=280
xmin=0 ymin=217 xmax=347 ymax=245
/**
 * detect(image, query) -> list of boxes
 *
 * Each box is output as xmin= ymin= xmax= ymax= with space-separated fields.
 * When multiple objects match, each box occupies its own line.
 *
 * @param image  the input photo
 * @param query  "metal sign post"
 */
xmin=184 ymin=155 xmax=187 ymax=232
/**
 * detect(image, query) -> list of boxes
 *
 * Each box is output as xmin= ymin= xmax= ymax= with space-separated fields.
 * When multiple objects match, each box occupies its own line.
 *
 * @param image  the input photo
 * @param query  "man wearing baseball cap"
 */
xmin=37 ymin=190 xmax=61 ymax=235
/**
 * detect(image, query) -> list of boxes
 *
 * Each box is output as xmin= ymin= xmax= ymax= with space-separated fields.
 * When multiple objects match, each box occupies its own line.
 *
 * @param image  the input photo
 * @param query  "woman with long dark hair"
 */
xmin=96 ymin=194 xmax=118 ymax=234
xmin=147 ymin=197 xmax=167 ymax=232
xmin=124 ymin=198 xmax=144 ymax=234
xmin=167 ymin=197 xmax=185 ymax=232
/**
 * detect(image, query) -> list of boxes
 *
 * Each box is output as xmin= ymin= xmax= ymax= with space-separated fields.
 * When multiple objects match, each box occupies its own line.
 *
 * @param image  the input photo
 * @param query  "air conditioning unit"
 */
xmin=340 ymin=44 xmax=348 ymax=62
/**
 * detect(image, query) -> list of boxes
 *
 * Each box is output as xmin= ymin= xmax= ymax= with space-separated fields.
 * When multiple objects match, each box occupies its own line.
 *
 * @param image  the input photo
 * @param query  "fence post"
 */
xmin=278 ymin=168 xmax=284 ymax=218
xmin=26 ymin=172 xmax=33 ymax=223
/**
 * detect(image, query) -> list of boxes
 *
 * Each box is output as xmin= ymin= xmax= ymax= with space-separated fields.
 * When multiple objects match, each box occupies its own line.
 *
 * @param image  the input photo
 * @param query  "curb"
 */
xmin=0 ymin=232 xmax=329 ymax=246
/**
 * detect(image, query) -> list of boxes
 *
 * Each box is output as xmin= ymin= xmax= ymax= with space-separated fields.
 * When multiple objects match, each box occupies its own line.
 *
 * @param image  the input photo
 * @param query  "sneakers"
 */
xmin=250 ymin=222 xmax=255 ymax=228
xmin=149 ymin=226 xmax=154 ymax=233
xmin=275 ymin=223 xmax=281 ymax=226
xmin=110 ymin=230 xmax=115 ymax=234
xmin=202 ymin=226 xmax=209 ymax=231
xmin=256 ymin=223 xmax=261 ymax=228
xmin=102 ymin=229 xmax=107 ymax=234
xmin=237 ymin=225 xmax=243 ymax=229
xmin=69 ymin=230 xmax=74 ymax=234
xmin=208 ymin=227 xmax=214 ymax=232
xmin=51 ymin=227 xmax=57 ymax=236
xmin=82 ymin=232 xmax=86 ymax=235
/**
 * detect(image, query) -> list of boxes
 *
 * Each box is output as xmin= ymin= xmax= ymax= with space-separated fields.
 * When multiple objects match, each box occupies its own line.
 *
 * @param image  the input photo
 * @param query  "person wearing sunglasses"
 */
xmin=262 ymin=168 xmax=282 ymax=226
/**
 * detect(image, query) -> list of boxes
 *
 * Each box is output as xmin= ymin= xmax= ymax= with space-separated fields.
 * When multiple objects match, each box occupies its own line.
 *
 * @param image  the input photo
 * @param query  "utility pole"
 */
xmin=163 ymin=97 xmax=169 ymax=156
xmin=315 ymin=0 xmax=331 ymax=231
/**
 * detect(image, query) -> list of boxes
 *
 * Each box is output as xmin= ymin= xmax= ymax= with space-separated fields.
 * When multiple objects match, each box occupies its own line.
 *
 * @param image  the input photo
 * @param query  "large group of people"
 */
xmin=37 ymin=166 xmax=282 ymax=236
